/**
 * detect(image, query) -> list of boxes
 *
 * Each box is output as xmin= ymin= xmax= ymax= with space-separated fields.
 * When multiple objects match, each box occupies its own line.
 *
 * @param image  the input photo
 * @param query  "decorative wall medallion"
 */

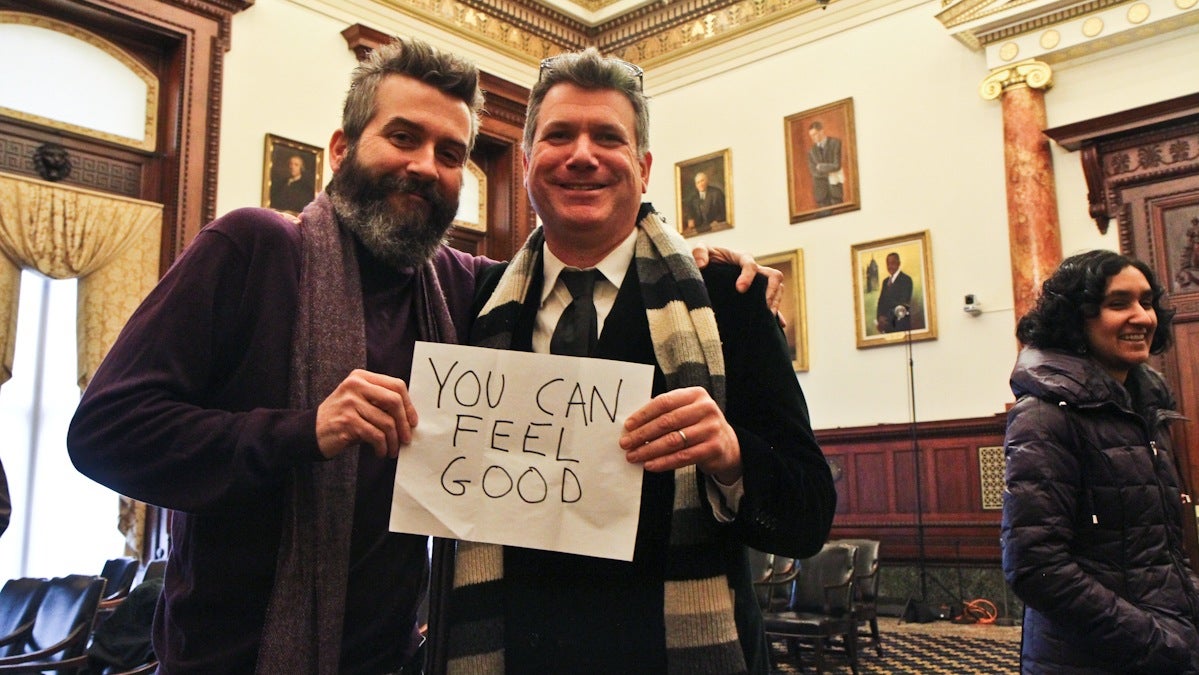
xmin=32 ymin=143 xmax=71 ymax=182
xmin=1039 ymin=29 xmax=1060 ymax=49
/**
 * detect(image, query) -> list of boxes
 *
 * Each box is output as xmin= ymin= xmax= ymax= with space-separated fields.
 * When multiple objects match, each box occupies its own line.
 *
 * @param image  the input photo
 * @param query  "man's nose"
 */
xmin=564 ymin=135 xmax=600 ymax=168
xmin=406 ymin=144 xmax=439 ymax=180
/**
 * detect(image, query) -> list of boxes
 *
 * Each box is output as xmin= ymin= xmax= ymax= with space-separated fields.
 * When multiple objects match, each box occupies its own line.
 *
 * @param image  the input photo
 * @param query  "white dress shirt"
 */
xmin=534 ymin=233 xmax=744 ymax=518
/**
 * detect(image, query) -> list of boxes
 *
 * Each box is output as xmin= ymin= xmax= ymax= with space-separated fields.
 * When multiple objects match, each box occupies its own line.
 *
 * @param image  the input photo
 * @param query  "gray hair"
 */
xmin=523 ymin=48 xmax=649 ymax=159
xmin=341 ymin=36 xmax=485 ymax=152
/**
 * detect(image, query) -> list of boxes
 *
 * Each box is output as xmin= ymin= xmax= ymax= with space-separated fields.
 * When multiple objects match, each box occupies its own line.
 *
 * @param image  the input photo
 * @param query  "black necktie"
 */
xmin=550 ymin=269 xmax=600 ymax=357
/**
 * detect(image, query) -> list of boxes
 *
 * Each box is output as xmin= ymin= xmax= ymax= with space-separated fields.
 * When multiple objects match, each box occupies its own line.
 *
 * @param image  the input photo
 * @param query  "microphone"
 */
xmin=893 ymin=304 xmax=910 ymax=321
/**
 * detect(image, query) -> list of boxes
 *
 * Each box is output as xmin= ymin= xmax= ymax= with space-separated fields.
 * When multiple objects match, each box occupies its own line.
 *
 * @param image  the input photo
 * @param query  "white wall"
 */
xmin=217 ymin=0 xmax=538 ymax=217
xmin=217 ymin=0 xmax=360 ymax=216
xmin=216 ymin=0 xmax=1199 ymax=430
xmin=648 ymin=4 xmax=1017 ymax=428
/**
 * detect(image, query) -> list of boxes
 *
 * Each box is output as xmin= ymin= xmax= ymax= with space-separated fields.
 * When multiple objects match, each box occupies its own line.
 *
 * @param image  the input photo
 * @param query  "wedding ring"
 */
xmin=676 ymin=429 xmax=688 ymax=448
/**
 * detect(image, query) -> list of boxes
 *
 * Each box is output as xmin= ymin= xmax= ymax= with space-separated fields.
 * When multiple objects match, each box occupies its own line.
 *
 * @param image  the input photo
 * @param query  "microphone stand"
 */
xmin=908 ymin=322 xmax=928 ymax=604
xmin=899 ymin=306 xmax=935 ymax=623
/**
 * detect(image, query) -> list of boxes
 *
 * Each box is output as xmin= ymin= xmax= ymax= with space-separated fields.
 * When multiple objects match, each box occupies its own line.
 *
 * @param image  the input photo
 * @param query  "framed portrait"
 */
xmin=756 ymin=249 xmax=809 ymax=371
xmin=784 ymin=97 xmax=860 ymax=224
xmin=262 ymin=134 xmax=323 ymax=214
xmin=851 ymin=230 xmax=937 ymax=349
xmin=674 ymin=149 xmax=733 ymax=238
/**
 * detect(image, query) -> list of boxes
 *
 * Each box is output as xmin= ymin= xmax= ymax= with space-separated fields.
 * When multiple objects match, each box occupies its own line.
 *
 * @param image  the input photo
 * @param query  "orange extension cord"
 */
xmin=952 ymin=598 xmax=999 ymax=624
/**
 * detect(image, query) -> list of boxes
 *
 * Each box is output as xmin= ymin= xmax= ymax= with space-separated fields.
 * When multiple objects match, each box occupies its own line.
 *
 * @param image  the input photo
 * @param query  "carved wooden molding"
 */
xmin=1044 ymin=92 xmax=1199 ymax=235
xmin=815 ymin=413 xmax=1007 ymax=443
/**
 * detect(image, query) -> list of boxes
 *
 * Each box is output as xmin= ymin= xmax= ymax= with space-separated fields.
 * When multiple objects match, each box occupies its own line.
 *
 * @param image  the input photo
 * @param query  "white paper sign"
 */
xmin=389 ymin=341 xmax=654 ymax=561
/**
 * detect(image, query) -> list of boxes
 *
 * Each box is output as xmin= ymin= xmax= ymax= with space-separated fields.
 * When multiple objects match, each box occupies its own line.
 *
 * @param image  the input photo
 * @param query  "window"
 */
xmin=0 ymin=271 xmax=125 ymax=579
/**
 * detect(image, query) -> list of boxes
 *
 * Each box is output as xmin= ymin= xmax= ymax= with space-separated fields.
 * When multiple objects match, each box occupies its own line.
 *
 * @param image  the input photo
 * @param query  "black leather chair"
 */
xmin=762 ymin=542 xmax=860 ymax=675
xmin=98 ymin=559 xmax=138 ymax=603
xmin=0 ymin=579 xmax=48 ymax=658
xmin=138 ymin=560 xmax=166 ymax=585
xmin=0 ymin=574 xmax=106 ymax=673
xmin=837 ymin=538 xmax=882 ymax=656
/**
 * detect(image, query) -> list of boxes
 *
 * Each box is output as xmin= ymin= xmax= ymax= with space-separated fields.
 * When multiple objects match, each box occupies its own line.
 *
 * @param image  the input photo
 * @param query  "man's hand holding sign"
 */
xmin=390 ymin=342 xmax=653 ymax=561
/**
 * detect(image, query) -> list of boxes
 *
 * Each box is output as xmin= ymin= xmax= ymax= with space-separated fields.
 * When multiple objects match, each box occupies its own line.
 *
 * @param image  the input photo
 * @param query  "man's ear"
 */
xmin=639 ymin=151 xmax=653 ymax=193
xmin=329 ymin=129 xmax=348 ymax=172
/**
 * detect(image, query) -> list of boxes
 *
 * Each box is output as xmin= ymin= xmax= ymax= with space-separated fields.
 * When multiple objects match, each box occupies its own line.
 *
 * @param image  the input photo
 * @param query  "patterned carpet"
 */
xmin=769 ymin=629 xmax=1021 ymax=674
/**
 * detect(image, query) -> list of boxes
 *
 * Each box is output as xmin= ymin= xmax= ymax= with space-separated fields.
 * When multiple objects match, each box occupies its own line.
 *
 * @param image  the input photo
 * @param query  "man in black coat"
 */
xmin=443 ymin=48 xmax=835 ymax=675
xmin=875 ymin=252 xmax=913 ymax=333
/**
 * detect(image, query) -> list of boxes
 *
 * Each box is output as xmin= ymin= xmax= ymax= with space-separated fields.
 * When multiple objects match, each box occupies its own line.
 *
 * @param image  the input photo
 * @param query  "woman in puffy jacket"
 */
xmin=1002 ymin=250 xmax=1199 ymax=674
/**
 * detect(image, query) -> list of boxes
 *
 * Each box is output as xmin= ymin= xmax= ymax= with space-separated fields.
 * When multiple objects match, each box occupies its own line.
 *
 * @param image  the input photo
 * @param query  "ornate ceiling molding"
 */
xmin=937 ymin=0 xmax=1199 ymax=69
xmin=348 ymin=0 xmax=833 ymax=67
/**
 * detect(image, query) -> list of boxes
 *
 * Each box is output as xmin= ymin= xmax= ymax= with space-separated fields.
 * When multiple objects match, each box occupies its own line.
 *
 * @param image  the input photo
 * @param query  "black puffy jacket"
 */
xmin=1002 ymin=348 xmax=1199 ymax=674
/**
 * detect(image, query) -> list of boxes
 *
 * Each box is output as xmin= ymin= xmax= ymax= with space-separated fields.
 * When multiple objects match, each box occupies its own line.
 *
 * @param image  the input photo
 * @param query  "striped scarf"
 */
xmin=445 ymin=205 xmax=747 ymax=674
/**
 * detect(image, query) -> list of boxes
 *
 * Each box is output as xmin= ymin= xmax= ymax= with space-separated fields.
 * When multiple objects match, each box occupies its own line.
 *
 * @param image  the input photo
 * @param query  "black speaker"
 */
xmin=901 ymin=599 xmax=938 ymax=624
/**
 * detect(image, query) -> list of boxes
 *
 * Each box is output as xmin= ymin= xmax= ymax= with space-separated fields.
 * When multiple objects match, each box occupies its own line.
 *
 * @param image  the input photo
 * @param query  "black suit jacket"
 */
xmin=270 ymin=176 xmax=313 ymax=213
xmin=468 ymin=258 xmax=835 ymax=674
xmin=876 ymin=270 xmax=913 ymax=333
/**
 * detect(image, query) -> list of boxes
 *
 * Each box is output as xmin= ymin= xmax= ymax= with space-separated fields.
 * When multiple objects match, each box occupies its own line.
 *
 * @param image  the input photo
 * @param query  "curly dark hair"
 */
xmin=1016 ymin=249 xmax=1175 ymax=354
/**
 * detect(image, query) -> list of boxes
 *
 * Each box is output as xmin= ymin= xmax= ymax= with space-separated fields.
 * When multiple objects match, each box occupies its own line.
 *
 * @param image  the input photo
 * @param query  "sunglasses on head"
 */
xmin=538 ymin=54 xmax=644 ymax=91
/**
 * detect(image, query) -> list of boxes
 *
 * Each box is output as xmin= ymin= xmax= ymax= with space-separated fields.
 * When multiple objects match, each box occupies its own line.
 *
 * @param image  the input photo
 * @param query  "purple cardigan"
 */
xmin=67 ymin=205 xmax=490 ymax=673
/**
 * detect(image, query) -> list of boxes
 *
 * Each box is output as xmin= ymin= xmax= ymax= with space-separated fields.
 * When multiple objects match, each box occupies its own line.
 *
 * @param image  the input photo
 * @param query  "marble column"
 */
xmin=981 ymin=60 xmax=1062 ymax=326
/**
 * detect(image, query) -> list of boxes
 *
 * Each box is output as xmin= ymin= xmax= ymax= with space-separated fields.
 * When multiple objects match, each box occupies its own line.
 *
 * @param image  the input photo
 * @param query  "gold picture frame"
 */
xmin=262 ymin=134 xmax=323 ymax=214
xmin=674 ymin=149 xmax=733 ymax=238
xmin=784 ymin=98 xmax=860 ymax=224
xmin=851 ymin=231 xmax=937 ymax=349
xmin=756 ymin=249 xmax=809 ymax=371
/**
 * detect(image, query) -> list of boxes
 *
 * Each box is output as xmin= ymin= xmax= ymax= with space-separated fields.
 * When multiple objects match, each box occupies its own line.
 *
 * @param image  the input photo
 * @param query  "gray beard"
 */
xmin=326 ymin=148 xmax=459 ymax=271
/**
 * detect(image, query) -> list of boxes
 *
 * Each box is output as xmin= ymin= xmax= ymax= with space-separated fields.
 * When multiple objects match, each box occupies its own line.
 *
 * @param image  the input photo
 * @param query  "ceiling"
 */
xmin=352 ymin=0 xmax=849 ymax=71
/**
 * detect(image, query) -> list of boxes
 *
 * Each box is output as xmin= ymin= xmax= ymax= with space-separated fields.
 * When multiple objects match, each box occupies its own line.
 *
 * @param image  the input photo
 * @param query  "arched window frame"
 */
xmin=0 ymin=11 xmax=159 ymax=152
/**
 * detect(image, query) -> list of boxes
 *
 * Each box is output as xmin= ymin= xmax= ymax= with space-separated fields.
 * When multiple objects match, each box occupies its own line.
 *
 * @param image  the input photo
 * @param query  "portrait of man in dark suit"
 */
xmin=807 ymin=120 xmax=843 ymax=207
xmin=269 ymin=152 xmax=316 ymax=213
xmin=683 ymin=171 xmax=728 ymax=234
xmin=784 ymin=99 xmax=860 ymax=224
xmin=875 ymin=252 xmax=913 ymax=333
xmin=675 ymin=150 xmax=734 ymax=238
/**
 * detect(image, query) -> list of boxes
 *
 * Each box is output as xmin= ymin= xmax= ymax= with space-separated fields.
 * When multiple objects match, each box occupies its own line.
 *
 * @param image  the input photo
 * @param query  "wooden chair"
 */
xmin=748 ymin=547 xmax=800 ymax=613
xmin=762 ymin=542 xmax=860 ymax=675
xmin=87 ymin=577 xmax=162 ymax=675
xmin=837 ymin=538 xmax=882 ymax=656
xmin=0 ymin=580 xmax=48 ymax=658
xmin=0 ymin=574 xmax=106 ymax=673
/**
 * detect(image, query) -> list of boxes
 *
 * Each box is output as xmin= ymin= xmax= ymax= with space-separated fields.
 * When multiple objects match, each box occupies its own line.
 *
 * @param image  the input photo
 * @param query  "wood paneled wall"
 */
xmin=816 ymin=414 xmax=1008 ymax=564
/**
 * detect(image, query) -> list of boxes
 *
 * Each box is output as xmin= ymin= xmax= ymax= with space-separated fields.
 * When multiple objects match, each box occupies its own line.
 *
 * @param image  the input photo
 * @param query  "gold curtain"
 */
xmin=0 ymin=170 xmax=162 ymax=556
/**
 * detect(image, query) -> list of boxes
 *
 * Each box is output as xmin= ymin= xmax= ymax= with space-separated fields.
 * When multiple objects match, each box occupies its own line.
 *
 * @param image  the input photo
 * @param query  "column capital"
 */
xmin=979 ymin=59 xmax=1053 ymax=100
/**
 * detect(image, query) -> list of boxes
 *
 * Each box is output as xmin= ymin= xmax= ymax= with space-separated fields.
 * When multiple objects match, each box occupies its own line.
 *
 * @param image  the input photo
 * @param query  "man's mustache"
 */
xmin=371 ymin=175 xmax=444 ymax=206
